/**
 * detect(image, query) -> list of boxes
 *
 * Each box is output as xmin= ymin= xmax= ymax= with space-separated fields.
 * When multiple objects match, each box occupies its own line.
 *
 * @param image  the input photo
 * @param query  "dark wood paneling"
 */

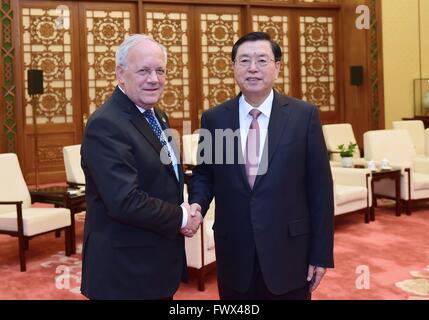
xmin=338 ymin=0 xmax=372 ymax=149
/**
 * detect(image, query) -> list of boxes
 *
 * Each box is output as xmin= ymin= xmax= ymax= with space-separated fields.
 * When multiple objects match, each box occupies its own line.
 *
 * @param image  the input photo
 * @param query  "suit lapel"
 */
xmin=253 ymin=91 xmax=291 ymax=189
xmin=126 ymin=99 xmax=179 ymax=185
xmin=154 ymin=108 xmax=183 ymax=187
xmin=226 ymin=95 xmax=252 ymax=192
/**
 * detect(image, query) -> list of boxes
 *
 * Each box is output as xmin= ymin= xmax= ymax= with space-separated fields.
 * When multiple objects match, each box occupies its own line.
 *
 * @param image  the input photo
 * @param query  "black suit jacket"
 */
xmin=80 ymin=87 xmax=186 ymax=299
xmin=189 ymin=91 xmax=334 ymax=294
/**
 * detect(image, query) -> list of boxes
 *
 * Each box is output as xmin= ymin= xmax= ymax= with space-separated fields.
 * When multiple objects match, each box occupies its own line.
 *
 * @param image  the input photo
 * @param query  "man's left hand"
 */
xmin=307 ymin=265 xmax=326 ymax=292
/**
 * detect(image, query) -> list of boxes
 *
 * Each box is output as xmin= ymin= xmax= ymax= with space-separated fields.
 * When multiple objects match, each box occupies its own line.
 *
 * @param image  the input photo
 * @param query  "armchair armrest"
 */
xmin=0 ymin=201 xmax=23 ymax=205
xmin=0 ymin=201 xmax=25 ymax=234
xmin=331 ymin=167 xmax=370 ymax=187
xmin=413 ymin=157 xmax=429 ymax=174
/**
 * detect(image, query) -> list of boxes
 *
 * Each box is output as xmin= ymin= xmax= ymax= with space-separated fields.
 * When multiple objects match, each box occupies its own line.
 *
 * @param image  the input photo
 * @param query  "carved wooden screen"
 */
xmin=18 ymin=1 xmax=136 ymax=183
xmin=196 ymin=7 xmax=241 ymax=113
xmin=21 ymin=6 xmax=75 ymax=125
xmin=299 ymin=12 xmax=338 ymax=118
xmin=143 ymin=5 xmax=241 ymax=129
xmin=251 ymin=8 xmax=291 ymax=95
xmin=79 ymin=2 xmax=136 ymax=119
xmin=19 ymin=1 xmax=81 ymax=182
xmin=143 ymin=4 xmax=192 ymax=126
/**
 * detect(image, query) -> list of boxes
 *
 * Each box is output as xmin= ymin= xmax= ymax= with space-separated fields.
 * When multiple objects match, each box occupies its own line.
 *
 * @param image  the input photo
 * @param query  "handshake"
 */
xmin=180 ymin=203 xmax=203 ymax=238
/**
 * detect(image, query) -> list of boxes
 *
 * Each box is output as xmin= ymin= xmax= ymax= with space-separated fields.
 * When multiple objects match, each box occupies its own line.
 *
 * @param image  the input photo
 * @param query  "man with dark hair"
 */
xmin=189 ymin=31 xmax=334 ymax=300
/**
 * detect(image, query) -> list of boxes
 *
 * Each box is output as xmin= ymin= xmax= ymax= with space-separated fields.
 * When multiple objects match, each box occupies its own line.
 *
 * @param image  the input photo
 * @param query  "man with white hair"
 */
xmin=80 ymin=34 xmax=202 ymax=300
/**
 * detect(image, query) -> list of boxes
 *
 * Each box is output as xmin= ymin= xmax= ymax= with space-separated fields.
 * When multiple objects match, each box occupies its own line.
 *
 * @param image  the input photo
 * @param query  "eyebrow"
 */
xmin=237 ymin=53 xmax=271 ymax=58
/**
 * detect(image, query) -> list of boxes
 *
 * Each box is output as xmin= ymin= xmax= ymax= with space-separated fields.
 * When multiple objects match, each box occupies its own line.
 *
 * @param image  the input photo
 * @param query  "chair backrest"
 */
xmin=63 ymin=144 xmax=85 ymax=185
xmin=182 ymin=134 xmax=199 ymax=166
xmin=0 ymin=153 xmax=32 ymax=214
xmin=322 ymin=123 xmax=361 ymax=159
xmin=392 ymin=120 xmax=425 ymax=155
xmin=364 ymin=129 xmax=416 ymax=165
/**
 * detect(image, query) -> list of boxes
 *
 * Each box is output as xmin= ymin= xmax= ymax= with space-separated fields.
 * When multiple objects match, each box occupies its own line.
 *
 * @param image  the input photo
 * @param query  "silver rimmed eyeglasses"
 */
xmin=234 ymin=57 xmax=276 ymax=68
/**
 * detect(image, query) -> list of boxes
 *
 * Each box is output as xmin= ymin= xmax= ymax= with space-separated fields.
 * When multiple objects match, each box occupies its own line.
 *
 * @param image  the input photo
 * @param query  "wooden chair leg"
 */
xmin=406 ymin=199 xmax=413 ymax=216
xmin=64 ymin=227 xmax=72 ymax=256
xmin=406 ymin=200 xmax=412 ymax=215
xmin=18 ymin=236 xmax=26 ymax=272
xmin=198 ymin=268 xmax=205 ymax=291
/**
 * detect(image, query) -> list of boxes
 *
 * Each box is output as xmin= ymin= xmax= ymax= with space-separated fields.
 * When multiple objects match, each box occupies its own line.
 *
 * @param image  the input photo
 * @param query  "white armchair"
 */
xmin=182 ymin=134 xmax=199 ymax=167
xmin=392 ymin=120 xmax=429 ymax=156
xmin=331 ymin=166 xmax=372 ymax=223
xmin=0 ymin=153 xmax=72 ymax=271
xmin=63 ymin=144 xmax=85 ymax=187
xmin=183 ymin=184 xmax=216 ymax=291
xmin=322 ymin=123 xmax=366 ymax=166
xmin=364 ymin=129 xmax=429 ymax=214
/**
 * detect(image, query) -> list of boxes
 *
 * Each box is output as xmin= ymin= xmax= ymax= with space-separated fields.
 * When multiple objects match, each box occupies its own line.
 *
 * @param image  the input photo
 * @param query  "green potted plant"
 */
xmin=338 ymin=142 xmax=357 ymax=168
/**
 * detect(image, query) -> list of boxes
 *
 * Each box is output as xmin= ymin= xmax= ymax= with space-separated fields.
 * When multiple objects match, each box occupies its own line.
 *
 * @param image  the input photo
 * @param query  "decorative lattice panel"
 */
xmin=252 ymin=14 xmax=290 ymax=95
xmin=299 ymin=15 xmax=336 ymax=112
xmin=22 ymin=7 xmax=73 ymax=124
xmin=86 ymin=9 xmax=131 ymax=115
xmin=1 ymin=0 xmax=16 ymax=152
xmin=146 ymin=11 xmax=190 ymax=120
xmin=200 ymin=13 xmax=240 ymax=110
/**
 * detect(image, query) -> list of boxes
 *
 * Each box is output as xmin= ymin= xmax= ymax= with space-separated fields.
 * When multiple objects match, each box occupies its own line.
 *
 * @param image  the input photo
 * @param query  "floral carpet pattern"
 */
xmin=1 ymin=206 xmax=429 ymax=299
xmin=395 ymin=258 xmax=429 ymax=300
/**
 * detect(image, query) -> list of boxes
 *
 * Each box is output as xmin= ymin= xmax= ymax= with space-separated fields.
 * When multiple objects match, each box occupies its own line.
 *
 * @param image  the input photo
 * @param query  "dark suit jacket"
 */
xmin=80 ymin=87 xmax=186 ymax=299
xmin=189 ymin=90 xmax=334 ymax=295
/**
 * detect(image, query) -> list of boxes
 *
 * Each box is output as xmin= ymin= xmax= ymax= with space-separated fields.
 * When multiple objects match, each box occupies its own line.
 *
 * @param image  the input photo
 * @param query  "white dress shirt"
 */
xmin=239 ymin=89 xmax=273 ymax=164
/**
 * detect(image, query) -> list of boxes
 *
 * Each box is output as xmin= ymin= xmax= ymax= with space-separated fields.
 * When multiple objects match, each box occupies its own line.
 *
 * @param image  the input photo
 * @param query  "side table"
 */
xmin=369 ymin=168 xmax=402 ymax=221
xmin=30 ymin=186 xmax=86 ymax=254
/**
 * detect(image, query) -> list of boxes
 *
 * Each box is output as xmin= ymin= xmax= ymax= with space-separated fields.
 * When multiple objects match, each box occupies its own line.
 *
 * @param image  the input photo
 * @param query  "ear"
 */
xmin=274 ymin=61 xmax=281 ymax=79
xmin=116 ymin=65 xmax=125 ymax=85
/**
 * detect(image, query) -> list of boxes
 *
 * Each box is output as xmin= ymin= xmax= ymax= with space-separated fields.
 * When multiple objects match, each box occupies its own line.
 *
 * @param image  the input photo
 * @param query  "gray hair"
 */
xmin=115 ymin=34 xmax=167 ymax=68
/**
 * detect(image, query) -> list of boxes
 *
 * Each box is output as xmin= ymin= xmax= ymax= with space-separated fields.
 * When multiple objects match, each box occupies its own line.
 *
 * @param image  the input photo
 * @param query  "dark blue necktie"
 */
xmin=143 ymin=109 xmax=171 ymax=158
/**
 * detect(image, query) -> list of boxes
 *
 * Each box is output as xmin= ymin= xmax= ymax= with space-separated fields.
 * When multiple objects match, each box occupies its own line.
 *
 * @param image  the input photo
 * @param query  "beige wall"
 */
xmin=421 ymin=0 xmax=429 ymax=77
xmin=382 ymin=0 xmax=429 ymax=128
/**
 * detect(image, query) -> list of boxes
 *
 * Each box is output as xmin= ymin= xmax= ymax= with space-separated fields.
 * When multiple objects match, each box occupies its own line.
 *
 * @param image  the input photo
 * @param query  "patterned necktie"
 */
xmin=245 ymin=109 xmax=262 ymax=189
xmin=143 ymin=109 xmax=171 ymax=158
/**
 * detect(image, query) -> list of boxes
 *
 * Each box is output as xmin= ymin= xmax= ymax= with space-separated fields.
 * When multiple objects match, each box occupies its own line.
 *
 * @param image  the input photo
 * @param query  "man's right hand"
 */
xmin=180 ymin=203 xmax=202 ymax=237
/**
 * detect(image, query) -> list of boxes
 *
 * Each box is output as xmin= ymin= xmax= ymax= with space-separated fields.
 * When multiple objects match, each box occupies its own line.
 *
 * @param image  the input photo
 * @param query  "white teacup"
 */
xmin=367 ymin=160 xmax=376 ymax=171
xmin=381 ymin=158 xmax=390 ymax=169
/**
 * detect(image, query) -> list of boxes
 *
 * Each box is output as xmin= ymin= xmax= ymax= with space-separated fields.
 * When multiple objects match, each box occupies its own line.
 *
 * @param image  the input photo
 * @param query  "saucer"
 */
xmin=380 ymin=166 xmax=392 ymax=170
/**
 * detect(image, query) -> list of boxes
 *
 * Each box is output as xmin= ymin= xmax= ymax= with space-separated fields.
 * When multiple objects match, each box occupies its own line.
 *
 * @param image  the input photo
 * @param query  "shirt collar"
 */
xmin=240 ymin=89 xmax=274 ymax=118
xmin=118 ymin=85 xmax=153 ymax=114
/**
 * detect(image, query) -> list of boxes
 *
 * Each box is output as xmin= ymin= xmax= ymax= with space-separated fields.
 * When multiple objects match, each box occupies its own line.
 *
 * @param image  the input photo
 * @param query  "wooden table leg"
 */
xmin=395 ymin=174 xmax=401 ymax=216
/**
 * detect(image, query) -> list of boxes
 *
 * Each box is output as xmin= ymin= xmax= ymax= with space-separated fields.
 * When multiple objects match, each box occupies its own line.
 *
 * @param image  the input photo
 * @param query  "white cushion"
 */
xmin=413 ymin=173 xmax=429 ymax=190
xmin=0 ymin=207 xmax=71 ymax=236
xmin=392 ymin=120 xmax=425 ymax=155
xmin=63 ymin=145 xmax=85 ymax=184
xmin=182 ymin=134 xmax=199 ymax=166
xmin=0 ymin=153 xmax=32 ymax=214
xmin=364 ymin=129 xmax=416 ymax=163
xmin=322 ymin=123 xmax=361 ymax=159
xmin=335 ymin=185 xmax=367 ymax=205
xmin=204 ymin=218 xmax=215 ymax=250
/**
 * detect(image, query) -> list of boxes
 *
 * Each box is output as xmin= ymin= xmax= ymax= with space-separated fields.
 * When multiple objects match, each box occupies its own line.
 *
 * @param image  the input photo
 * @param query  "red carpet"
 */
xmin=1 ymin=203 xmax=428 ymax=300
